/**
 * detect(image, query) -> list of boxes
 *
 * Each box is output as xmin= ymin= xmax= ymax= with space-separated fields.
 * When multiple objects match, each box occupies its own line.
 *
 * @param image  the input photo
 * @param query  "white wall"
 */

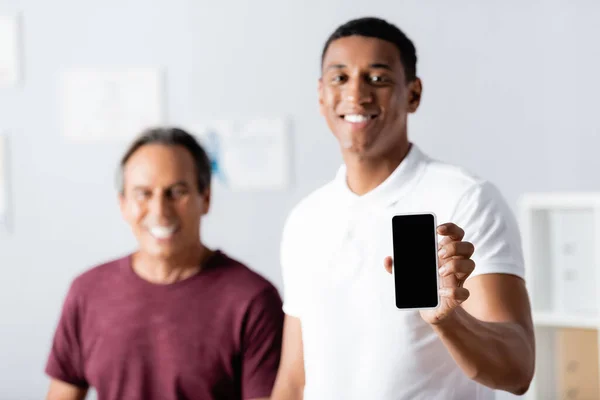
xmin=0 ymin=0 xmax=599 ymax=399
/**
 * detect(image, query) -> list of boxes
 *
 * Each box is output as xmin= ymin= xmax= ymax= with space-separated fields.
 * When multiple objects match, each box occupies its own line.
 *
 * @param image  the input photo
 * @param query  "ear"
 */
xmin=118 ymin=192 xmax=129 ymax=222
xmin=318 ymin=77 xmax=325 ymax=116
xmin=201 ymin=187 xmax=211 ymax=215
xmin=407 ymin=78 xmax=423 ymax=113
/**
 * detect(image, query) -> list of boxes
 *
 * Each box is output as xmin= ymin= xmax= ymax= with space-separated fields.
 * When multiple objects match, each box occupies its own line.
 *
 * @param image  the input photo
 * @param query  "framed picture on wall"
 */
xmin=0 ymin=132 xmax=9 ymax=231
xmin=59 ymin=67 xmax=165 ymax=142
xmin=0 ymin=14 xmax=21 ymax=87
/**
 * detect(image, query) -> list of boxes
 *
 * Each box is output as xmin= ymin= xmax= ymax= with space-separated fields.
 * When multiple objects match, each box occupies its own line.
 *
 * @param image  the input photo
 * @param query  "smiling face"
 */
xmin=319 ymin=35 xmax=422 ymax=159
xmin=119 ymin=143 xmax=210 ymax=260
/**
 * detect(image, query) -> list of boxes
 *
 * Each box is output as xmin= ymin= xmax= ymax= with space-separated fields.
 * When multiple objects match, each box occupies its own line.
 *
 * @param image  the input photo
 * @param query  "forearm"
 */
xmin=46 ymin=379 xmax=88 ymax=400
xmin=271 ymin=382 xmax=303 ymax=400
xmin=432 ymin=307 xmax=534 ymax=395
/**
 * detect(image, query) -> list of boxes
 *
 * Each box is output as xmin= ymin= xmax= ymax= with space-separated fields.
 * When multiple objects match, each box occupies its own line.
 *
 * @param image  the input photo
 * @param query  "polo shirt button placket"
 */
xmin=339 ymin=216 xmax=366 ymax=282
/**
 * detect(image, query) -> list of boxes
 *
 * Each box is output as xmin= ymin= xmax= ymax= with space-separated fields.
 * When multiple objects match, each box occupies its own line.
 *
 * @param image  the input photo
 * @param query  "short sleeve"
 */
xmin=45 ymin=280 xmax=88 ymax=388
xmin=450 ymin=181 xmax=525 ymax=280
xmin=280 ymin=211 xmax=304 ymax=317
xmin=241 ymin=286 xmax=284 ymax=399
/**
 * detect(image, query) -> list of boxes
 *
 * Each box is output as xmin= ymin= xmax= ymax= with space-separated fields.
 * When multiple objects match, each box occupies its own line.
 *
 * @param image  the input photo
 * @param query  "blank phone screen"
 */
xmin=392 ymin=214 xmax=439 ymax=309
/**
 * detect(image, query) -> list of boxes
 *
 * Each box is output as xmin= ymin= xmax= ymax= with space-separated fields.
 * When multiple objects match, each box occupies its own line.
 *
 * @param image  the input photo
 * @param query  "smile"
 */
xmin=147 ymin=225 xmax=179 ymax=240
xmin=342 ymin=114 xmax=377 ymax=123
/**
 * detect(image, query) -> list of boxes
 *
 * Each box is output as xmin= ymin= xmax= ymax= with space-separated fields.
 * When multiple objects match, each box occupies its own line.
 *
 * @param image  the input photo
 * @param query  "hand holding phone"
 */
xmin=387 ymin=214 xmax=476 ymax=323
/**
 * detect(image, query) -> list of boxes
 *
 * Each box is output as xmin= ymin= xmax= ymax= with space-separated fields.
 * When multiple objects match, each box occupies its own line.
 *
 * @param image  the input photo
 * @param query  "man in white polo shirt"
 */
xmin=271 ymin=17 xmax=535 ymax=400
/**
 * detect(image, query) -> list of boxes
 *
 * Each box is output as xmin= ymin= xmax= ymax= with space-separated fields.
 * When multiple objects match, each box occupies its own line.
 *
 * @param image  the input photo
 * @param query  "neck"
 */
xmin=132 ymin=243 xmax=213 ymax=284
xmin=344 ymin=139 xmax=412 ymax=196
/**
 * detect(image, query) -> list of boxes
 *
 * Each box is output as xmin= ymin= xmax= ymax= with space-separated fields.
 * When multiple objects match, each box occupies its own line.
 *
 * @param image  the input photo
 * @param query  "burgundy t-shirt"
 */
xmin=45 ymin=251 xmax=284 ymax=400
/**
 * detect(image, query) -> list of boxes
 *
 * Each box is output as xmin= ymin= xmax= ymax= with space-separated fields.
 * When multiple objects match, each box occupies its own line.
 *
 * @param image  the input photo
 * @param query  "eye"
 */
xmin=133 ymin=190 xmax=151 ymax=201
xmin=369 ymin=75 xmax=389 ymax=84
xmin=331 ymin=74 xmax=347 ymax=84
xmin=168 ymin=187 xmax=188 ymax=200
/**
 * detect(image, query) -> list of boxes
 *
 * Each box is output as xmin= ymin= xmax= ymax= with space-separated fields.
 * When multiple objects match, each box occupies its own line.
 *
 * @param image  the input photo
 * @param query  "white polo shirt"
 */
xmin=280 ymin=144 xmax=525 ymax=400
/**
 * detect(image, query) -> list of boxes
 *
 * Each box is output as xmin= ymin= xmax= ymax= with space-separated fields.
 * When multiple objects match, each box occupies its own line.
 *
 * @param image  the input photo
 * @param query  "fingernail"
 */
xmin=439 ymin=288 xmax=451 ymax=297
xmin=438 ymin=248 xmax=446 ymax=257
xmin=439 ymin=266 xmax=447 ymax=276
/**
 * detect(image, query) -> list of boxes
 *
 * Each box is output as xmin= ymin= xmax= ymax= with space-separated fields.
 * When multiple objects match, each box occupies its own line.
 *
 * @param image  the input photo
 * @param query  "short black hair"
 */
xmin=321 ymin=17 xmax=418 ymax=82
xmin=117 ymin=127 xmax=211 ymax=194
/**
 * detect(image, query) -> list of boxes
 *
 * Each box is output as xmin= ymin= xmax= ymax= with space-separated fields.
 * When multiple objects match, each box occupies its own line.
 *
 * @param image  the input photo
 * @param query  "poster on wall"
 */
xmin=0 ymin=133 xmax=9 ymax=231
xmin=193 ymin=117 xmax=291 ymax=191
xmin=0 ymin=14 xmax=21 ymax=87
xmin=60 ymin=67 xmax=165 ymax=141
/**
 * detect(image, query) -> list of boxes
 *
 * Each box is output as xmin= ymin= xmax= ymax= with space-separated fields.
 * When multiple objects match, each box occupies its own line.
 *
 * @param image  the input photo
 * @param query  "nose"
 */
xmin=342 ymin=77 xmax=373 ymax=105
xmin=148 ymin=192 xmax=172 ymax=219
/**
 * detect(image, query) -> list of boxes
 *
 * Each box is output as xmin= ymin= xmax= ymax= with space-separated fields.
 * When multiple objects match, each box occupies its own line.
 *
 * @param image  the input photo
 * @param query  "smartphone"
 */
xmin=391 ymin=213 xmax=440 ymax=309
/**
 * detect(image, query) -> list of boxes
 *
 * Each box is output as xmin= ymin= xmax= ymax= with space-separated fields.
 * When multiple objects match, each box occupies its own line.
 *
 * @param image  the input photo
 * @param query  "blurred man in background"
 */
xmin=272 ymin=17 xmax=535 ymax=399
xmin=45 ymin=127 xmax=283 ymax=400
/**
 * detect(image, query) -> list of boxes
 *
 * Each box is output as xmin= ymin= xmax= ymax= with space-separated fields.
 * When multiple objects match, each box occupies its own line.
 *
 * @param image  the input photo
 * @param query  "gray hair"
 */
xmin=116 ymin=127 xmax=212 ymax=194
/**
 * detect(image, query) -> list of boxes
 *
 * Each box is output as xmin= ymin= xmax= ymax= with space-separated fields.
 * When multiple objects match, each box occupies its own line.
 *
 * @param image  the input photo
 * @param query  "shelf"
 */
xmin=533 ymin=312 xmax=599 ymax=329
xmin=521 ymin=192 xmax=600 ymax=399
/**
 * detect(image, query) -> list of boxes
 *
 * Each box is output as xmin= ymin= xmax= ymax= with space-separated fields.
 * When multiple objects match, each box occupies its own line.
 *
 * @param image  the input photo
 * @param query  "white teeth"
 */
xmin=149 ymin=225 xmax=177 ymax=239
xmin=344 ymin=114 xmax=371 ymax=123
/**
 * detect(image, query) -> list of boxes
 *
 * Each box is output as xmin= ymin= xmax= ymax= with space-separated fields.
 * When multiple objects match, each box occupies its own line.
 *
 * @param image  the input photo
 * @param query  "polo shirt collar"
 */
xmin=334 ymin=143 xmax=427 ymax=209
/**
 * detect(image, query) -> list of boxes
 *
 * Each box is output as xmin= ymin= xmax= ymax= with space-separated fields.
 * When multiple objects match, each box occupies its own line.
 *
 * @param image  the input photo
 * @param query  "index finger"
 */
xmin=383 ymin=256 xmax=393 ymax=275
xmin=437 ymin=223 xmax=465 ymax=241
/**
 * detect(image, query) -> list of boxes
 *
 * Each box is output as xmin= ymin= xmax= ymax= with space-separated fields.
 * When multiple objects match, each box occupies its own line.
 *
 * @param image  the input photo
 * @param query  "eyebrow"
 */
xmin=325 ymin=64 xmax=345 ymax=71
xmin=325 ymin=63 xmax=393 ymax=71
xmin=169 ymin=181 xmax=189 ymax=188
xmin=131 ymin=181 xmax=189 ymax=191
xmin=370 ymin=63 xmax=393 ymax=71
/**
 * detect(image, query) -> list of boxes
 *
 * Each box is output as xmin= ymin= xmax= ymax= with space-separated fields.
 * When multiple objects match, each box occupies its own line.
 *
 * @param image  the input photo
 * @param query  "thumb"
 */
xmin=383 ymin=256 xmax=393 ymax=275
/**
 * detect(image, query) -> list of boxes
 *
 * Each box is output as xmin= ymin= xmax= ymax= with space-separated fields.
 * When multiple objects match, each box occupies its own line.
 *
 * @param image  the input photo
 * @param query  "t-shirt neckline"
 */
xmin=122 ymin=249 xmax=224 ymax=290
xmin=335 ymin=143 xmax=427 ymax=208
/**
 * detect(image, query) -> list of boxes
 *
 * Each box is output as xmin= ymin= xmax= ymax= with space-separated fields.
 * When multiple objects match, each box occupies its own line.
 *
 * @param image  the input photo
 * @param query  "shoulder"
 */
xmin=425 ymin=158 xmax=509 ymax=213
xmin=55 ymin=255 xmax=129 ymax=315
xmin=213 ymin=252 xmax=282 ymax=302
xmin=69 ymin=255 xmax=129 ymax=296
xmin=421 ymin=156 xmax=487 ymax=198
xmin=418 ymin=154 xmax=510 ymax=210
xmin=404 ymin=148 xmax=516 ymax=231
xmin=282 ymin=178 xmax=339 ymax=238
